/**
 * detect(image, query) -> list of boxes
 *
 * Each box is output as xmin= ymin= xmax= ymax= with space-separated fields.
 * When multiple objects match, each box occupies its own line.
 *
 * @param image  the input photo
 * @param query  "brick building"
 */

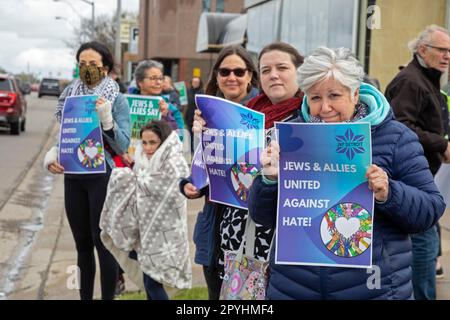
xmin=137 ymin=0 xmax=245 ymax=84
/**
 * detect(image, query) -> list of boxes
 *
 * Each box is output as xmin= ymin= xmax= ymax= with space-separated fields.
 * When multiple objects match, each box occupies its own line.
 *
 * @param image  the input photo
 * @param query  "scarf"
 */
xmin=246 ymin=91 xmax=303 ymax=129
xmin=55 ymin=76 xmax=120 ymax=122
xmin=301 ymin=83 xmax=391 ymax=126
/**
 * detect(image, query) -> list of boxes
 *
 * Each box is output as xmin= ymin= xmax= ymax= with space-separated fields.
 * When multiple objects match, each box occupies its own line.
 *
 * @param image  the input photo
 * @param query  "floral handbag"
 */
xmin=219 ymin=216 xmax=273 ymax=300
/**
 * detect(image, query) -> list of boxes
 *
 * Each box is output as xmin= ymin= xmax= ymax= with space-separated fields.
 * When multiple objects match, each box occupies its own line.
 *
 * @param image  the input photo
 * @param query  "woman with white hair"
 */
xmin=248 ymin=46 xmax=445 ymax=299
xmin=131 ymin=60 xmax=185 ymax=138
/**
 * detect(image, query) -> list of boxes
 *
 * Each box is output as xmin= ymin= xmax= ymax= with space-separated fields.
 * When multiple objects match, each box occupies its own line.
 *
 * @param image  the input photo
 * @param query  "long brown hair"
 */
xmin=205 ymin=45 xmax=259 ymax=96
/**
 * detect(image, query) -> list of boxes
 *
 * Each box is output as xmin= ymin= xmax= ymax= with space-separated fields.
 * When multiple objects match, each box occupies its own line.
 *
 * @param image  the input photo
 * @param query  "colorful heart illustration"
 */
xmin=85 ymin=146 xmax=98 ymax=159
xmin=238 ymin=172 xmax=254 ymax=189
xmin=335 ymin=217 xmax=361 ymax=239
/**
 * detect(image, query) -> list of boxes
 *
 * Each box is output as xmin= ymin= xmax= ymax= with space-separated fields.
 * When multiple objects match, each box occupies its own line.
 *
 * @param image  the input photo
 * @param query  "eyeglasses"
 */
xmin=218 ymin=68 xmax=248 ymax=77
xmin=425 ymin=44 xmax=450 ymax=55
xmin=144 ymin=76 xmax=164 ymax=82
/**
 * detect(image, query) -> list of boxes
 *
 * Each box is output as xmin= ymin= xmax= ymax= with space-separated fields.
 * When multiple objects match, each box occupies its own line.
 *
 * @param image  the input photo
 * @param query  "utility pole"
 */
xmin=91 ymin=1 xmax=95 ymax=39
xmin=115 ymin=0 xmax=122 ymax=67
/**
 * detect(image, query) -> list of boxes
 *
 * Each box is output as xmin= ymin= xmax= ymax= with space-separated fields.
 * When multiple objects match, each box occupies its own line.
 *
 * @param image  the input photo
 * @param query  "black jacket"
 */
xmin=385 ymin=55 xmax=448 ymax=175
xmin=185 ymin=87 xmax=204 ymax=132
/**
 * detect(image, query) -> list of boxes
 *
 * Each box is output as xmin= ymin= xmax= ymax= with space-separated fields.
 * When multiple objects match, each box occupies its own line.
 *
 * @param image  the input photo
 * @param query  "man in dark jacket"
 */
xmin=385 ymin=24 xmax=450 ymax=300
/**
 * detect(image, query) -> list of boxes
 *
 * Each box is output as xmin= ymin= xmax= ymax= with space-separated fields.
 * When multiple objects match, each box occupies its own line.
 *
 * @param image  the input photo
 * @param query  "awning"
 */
xmin=196 ymin=12 xmax=248 ymax=53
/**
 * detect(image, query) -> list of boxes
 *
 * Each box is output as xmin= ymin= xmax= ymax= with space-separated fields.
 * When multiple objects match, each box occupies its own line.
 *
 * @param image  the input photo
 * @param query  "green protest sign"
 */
xmin=174 ymin=81 xmax=188 ymax=105
xmin=124 ymin=94 xmax=162 ymax=155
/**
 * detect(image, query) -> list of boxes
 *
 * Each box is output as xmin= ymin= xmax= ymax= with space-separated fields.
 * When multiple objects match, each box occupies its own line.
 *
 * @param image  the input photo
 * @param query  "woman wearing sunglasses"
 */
xmin=179 ymin=45 xmax=260 ymax=300
xmin=182 ymin=43 xmax=306 ymax=299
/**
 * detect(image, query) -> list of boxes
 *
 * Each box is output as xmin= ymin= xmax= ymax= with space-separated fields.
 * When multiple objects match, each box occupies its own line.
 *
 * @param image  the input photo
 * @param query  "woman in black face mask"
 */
xmin=43 ymin=42 xmax=131 ymax=300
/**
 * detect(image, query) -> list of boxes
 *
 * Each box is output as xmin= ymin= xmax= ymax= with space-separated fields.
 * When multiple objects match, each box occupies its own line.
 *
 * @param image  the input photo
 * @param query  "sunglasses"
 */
xmin=218 ymin=68 xmax=248 ymax=77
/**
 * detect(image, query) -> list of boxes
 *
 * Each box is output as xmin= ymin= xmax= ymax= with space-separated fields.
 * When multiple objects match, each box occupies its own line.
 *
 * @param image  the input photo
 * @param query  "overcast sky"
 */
xmin=0 ymin=0 xmax=139 ymax=80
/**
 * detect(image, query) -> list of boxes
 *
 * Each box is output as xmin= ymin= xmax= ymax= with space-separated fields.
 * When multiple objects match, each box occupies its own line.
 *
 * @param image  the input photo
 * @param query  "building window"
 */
xmin=246 ymin=0 xmax=281 ymax=53
xmin=281 ymin=0 xmax=357 ymax=55
xmin=246 ymin=0 xmax=358 ymax=55
xmin=202 ymin=0 xmax=224 ymax=12
xmin=216 ymin=0 xmax=224 ymax=12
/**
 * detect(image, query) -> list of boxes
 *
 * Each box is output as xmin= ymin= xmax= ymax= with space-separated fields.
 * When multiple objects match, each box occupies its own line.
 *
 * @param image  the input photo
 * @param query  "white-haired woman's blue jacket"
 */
xmin=248 ymin=84 xmax=445 ymax=300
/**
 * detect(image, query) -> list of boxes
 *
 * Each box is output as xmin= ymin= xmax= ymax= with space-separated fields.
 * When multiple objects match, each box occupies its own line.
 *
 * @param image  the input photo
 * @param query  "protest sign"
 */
xmin=174 ymin=81 xmax=188 ymax=105
xmin=195 ymin=95 xmax=265 ymax=209
xmin=59 ymin=95 xmax=106 ymax=174
xmin=125 ymin=94 xmax=162 ymax=155
xmin=276 ymin=122 xmax=373 ymax=268
xmin=191 ymin=143 xmax=209 ymax=190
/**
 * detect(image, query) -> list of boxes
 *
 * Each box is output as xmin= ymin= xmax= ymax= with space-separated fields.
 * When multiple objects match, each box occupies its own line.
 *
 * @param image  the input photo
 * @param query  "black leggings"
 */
xmin=202 ymin=266 xmax=222 ymax=300
xmin=143 ymin=273 xmax=169 ymax=300
xmin=64 ymin=175 xmax=118 ymax=300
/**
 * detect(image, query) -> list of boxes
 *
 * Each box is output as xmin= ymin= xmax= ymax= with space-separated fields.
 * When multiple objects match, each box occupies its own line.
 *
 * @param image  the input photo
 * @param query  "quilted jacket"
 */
xmin=248 ymin=83 xmax=445 ymax=300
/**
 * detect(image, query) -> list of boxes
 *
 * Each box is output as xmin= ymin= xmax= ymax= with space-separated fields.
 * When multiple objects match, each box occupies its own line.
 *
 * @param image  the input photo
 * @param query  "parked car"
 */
xmin=38 ymin=78 xmax=61 ymax=98
xmin=15 ymin=79 xmax=32 ymax=95
xmin=31 ymin=83 xmax=40 ymax=92
xmin=0 ymin=73 xmax=27 ymax=135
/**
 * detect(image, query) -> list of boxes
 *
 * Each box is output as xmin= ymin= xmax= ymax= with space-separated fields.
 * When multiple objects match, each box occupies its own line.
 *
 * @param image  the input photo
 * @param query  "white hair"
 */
xmin=297 ymin=46 xmax=364 ymax=95
xmin=134 ymin=59 xmax=164 ymax=83
xmin=408 ymin=25 xmax=449 ymax=54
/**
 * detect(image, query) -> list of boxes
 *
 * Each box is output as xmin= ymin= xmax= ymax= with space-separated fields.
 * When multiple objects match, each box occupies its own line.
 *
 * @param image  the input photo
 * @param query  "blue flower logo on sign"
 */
xmin=336 ymin=129 xmax=365 ymax=160
xmin=240 ymin=112 xmax=260 ymax=130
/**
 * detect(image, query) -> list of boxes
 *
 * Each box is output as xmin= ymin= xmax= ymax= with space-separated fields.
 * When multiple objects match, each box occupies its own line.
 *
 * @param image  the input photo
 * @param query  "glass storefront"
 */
xmin=246 ymin=0 xmax=359 ymax=55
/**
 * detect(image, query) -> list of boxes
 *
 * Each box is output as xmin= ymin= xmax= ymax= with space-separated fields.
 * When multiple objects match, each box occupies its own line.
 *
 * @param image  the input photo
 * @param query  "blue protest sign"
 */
xmin=276 ymin=122 xmax=373 ymax=268
xmin=59 ymin=95 xmax=106 ymax=174
xmin=195 ymin=95 xmax=265 ymax=209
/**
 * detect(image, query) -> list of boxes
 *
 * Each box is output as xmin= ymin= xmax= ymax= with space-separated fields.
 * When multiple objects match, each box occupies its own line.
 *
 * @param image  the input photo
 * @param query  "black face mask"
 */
xmin=79 ymin=65 xmax=105 ymax=87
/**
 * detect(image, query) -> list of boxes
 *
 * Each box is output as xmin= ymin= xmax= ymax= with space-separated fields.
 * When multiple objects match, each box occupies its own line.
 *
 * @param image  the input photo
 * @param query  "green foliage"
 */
xmin=116 ymin=287 xmax=208 ymax=300
xmin=116 ymin=291 xmax=146 ymax=300
xmin=172 ymin=287 xmax=209 ymax=300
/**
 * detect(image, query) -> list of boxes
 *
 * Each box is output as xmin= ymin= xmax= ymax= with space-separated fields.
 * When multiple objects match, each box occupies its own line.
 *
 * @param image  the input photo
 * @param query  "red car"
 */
xmin=0 ymin=74 xmax=27 ymax=135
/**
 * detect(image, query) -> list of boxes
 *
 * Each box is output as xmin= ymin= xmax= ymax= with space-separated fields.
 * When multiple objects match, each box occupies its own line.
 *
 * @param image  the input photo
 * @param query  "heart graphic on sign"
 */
xmin=238 ymin=172 xmax=253 ymax=189
xmin=335 ymin=217 xmax=360 ymax=239
xmin=85 ymin=146 xmax=98 ymax=159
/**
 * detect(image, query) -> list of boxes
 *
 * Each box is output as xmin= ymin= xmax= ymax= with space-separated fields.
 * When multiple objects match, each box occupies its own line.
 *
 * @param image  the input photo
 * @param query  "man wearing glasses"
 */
xmin=386 ymin=25 xmax=450 ymax=300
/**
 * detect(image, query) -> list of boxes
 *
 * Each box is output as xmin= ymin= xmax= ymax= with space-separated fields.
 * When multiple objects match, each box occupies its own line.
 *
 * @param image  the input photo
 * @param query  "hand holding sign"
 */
xmin=159 ymin=99 xmax=169 ymax=117
xmin=184 ymin=183 xmax=201 ymax=199
xmin=45 ymin=146 xmax=65 ymax=174
xmin=193 ymin=109 xmax=206 ymax=133
xmin=261 ymin=141 xmax=280 ymax=181
xmin=96 ymin=97 xmax=113 ymax=130
xmin=366 ymin=164 xmax=389 ymax=202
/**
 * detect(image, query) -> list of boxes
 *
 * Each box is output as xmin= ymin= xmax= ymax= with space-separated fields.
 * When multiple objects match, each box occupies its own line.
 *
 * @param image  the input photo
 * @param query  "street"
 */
xmin=0 ymin=93 xmax=57 ymax=209
xmin=0 ymin=92 xmax=59 ymax=298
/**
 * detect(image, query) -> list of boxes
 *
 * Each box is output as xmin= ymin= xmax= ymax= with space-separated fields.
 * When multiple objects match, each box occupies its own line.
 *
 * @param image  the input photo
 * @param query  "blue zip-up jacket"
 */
xmin=248 ymin=83 xmax=445 ymax=300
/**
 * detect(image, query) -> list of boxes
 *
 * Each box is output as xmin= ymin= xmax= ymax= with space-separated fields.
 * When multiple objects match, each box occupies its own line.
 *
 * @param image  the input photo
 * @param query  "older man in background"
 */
xmin=385 ymin=24 xmax=450 ymax=300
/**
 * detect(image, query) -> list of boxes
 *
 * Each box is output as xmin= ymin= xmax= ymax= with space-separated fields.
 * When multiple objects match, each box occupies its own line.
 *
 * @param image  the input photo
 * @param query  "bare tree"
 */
xmin=64 ymin=12 xmax=138 ymax=56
